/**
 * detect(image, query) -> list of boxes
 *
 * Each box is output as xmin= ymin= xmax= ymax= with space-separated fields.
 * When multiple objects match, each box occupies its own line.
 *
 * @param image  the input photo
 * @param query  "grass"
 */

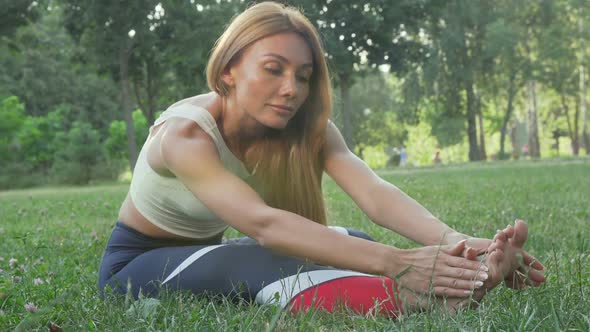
xmin=1 ymin=159 xmax=589 ymax=331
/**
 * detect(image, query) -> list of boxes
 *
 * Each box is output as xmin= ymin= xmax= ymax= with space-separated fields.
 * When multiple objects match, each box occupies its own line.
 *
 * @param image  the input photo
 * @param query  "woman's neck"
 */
xmin=213 ymin=94 xmax=267 ymax=159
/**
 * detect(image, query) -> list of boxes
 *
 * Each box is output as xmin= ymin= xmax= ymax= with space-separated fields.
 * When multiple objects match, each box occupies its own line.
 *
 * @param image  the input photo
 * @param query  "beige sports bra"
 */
xmin=129 ymin=103 xmax=252 ymax=239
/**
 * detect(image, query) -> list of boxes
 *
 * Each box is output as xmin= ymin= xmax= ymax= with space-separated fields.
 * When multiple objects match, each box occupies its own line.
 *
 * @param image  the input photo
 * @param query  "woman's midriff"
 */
xmin=117 ymin=193 xmax=197 ymax=241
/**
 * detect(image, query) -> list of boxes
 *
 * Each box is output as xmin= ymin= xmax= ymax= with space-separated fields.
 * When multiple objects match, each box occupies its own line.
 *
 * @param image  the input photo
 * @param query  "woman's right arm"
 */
xmin=159 ymin=121 xmax=487 ymax=297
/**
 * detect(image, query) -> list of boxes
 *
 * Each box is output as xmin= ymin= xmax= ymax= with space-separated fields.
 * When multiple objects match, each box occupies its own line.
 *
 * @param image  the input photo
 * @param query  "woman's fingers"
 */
xmin=432 ymin=276 xmax=484 ymax=291
xmin=450 ymin=267 xmax=489 ymax=282
xmin=432 ymin=286 xmax=474 ymax=298
xmin=446 ymin=255 xmax=489 ymax=273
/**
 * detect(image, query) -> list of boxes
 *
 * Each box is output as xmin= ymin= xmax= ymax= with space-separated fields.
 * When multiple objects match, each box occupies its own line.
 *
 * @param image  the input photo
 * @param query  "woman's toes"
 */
xmin=465 ymin=247 xmax=478 ymax=260
xmin=494 ymin=238 xmax=507 ymax=251
xmin=503 ymin=225 xmax=514 ymax=237
xmin=512 ymin=220 xmax=528 ymax=248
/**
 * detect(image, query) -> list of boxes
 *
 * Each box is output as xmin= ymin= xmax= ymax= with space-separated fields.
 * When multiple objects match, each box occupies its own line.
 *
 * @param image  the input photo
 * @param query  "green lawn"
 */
xmin=1 ymin=160 xmax=589 ymax=331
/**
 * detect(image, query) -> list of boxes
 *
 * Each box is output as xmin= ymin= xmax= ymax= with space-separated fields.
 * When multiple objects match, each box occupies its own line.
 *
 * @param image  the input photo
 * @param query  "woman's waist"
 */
xmin=118 ymin=195 xmax=227 ymax=242
xmin=117 ymin=194 xmax=225 ymax=245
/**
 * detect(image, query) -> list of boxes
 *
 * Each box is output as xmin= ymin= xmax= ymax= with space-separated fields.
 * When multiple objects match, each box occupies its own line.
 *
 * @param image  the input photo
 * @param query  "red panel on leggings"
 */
xmin=288 ymin=276 xmax=403 ymax=318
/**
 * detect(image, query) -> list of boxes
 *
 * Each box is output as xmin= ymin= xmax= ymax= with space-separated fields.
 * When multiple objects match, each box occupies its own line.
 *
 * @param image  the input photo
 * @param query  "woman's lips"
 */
xmin=268 ymin=104 xmax=294 ymax=115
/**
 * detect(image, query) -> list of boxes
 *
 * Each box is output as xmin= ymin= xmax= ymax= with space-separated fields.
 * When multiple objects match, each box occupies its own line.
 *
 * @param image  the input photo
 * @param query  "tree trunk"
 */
xmin=476 ymin=89 xmax=487 ymax=160
xmin=466 ymin=80 xmax=480 ymax=161
xmin=500 ymin=74 xmax=517 ymax=160
xmin=133 ymin=78 xmax=146 ymax=114
xmin=509 ymin=123 xmax=519 ymax=160
xmin=579 ymin=19 xmax=589 ymax=154
xmin=581 ymin=64 xmax=589 ymax=154
xmin=573 ymin=98 xmax=580 ymax=155
xmin=561 ymin=94 xmax=579 ymax=155
xmin=146 ymin=60 xmax=157 ymax=125
xmin=120 ymin=42 xmax=138 ymax=170
xmin=339 ymin=72 xmax=354 ymax=152
xmin=526 ymin=80 xmax=540 ymax=158
xmin=132 ymin=60 xmax=159 ymax=125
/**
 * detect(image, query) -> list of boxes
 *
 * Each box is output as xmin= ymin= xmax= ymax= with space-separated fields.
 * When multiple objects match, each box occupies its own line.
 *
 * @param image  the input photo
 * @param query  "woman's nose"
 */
xmin=279 ymin=75 xmax=297 ymax=98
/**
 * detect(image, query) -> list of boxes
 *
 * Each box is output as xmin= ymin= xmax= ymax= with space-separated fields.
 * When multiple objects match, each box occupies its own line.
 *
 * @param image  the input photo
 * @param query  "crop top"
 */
xmin=129 ymin=102 xmax=252 ymax=239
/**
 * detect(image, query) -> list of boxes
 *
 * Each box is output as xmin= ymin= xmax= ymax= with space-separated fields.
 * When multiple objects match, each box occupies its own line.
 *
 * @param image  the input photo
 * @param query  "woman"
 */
xmin=98 ymin=2 xmax=544 ymax=316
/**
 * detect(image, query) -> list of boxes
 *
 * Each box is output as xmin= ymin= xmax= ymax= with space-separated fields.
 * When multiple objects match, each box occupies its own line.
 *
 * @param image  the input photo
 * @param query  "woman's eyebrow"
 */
xmin=263 ymin=53 xmax=313 ymax=68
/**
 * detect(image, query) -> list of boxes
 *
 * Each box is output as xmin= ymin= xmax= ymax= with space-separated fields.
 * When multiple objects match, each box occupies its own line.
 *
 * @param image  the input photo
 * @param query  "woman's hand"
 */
xmin=390 ymin=240 xmax=489 ymax=297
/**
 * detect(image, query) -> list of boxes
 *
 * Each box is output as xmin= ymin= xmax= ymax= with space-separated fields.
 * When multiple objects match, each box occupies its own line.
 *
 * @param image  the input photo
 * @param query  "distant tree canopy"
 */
xmin=0 ymin=0 xmax=588 ymax=188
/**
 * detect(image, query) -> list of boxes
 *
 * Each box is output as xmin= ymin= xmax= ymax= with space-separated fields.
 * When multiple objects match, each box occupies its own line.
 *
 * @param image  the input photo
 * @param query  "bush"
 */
xmin=105 ymin=109 xmax=149 ymax=160
xmin=0 ymin=96 xmax=26 ymax=165
xmin=0 ymin=162 xmax=46 ymax=190
xmin=50 ymin=121 xmax=108 ymax=185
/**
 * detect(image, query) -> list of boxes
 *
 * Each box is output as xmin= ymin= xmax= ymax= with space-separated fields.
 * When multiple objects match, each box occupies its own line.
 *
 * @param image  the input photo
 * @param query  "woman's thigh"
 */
xmin=103 ymin=243 xmax=336 ymax=299
xmin=102 ymin=226 xmax=375 ymax=300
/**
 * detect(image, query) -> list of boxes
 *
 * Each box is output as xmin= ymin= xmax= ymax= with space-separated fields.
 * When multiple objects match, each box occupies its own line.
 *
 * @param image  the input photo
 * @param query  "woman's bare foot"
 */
xmin=482 ymin=219 xmax=528 ymax=291
xmin=448 ymin=220 xmax=528 ymax=312
xmin=398 ymin=220 xmax=529 ymax=314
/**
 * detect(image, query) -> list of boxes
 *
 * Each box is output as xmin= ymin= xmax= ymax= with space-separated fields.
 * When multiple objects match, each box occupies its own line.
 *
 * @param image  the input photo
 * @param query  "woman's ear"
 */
xmin=221 ymin=67 xmax=235 ymax=88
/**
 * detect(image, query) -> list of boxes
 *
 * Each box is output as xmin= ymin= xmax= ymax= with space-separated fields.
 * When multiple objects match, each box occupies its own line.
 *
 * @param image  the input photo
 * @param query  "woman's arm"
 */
xmin=324 ymin=123 xmax=546 ymax=287
xmin=324 ymin=122 xmax=465 ymax=246
xmin=158 ymin=119 xmax=487 ymax=297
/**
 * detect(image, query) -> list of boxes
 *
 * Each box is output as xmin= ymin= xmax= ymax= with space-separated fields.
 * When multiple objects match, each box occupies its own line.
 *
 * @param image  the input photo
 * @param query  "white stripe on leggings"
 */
xmin=328 ymin=226 xmax=349 ymax=236
xmin=162 ymin=244 xmax=226 ymax=284
xmin=254 ymin=270 xmax=372 ymax=307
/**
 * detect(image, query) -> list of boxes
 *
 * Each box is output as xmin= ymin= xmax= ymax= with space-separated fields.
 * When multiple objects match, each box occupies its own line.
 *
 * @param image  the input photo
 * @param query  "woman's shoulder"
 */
xmin=155 ymin=92 xmax=222 ymax=145
xmin=146 ymin=96 xmax=221 ymax=176
xmin=167 ymin=92 xmax=221 ymax=118
xmin=146 ymin=117 xmax=219 ymax=177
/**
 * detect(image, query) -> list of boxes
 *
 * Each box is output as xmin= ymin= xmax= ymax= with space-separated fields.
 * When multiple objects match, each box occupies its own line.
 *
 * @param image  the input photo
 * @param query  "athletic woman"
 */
xmin=98 ymin=1 xmax=545 ymax=317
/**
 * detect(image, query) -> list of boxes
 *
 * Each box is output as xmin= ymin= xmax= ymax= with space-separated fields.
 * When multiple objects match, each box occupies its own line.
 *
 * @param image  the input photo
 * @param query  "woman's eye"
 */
xmin=265 ymin=67 xmax=281 ymax=75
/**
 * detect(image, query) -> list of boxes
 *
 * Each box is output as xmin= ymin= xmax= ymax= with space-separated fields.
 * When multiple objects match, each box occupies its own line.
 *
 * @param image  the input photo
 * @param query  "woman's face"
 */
xmin=224 ymin=32 xmax=314 ymax=129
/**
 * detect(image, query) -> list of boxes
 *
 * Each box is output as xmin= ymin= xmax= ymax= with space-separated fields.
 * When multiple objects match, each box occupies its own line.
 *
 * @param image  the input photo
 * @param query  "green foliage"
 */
xmin=0 ymin=0 xmax=41 ymax=38
xmin=348 ymin=73 xmax=407 ymax=156
xmin=0 ymin=100 xmax=74 ymax=189
xmin=0 ymin=6 xmax=120 ymax=127
xmin=0 ymin=96 xmax=26 ymax=159
xmin=0 ymin=0 xmax=587 ymax=185
xmin=105 ymin=109 xmax=149 ymax=161
xmin=14 ymin=106 xmax=70 ymax=171
xmin=50 ymin=121 xmax=108 ymax=185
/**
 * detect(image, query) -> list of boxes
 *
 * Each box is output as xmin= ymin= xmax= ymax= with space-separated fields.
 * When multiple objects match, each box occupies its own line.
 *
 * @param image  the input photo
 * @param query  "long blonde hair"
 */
xmin=206 ymin=1 xmax=332 ymax=225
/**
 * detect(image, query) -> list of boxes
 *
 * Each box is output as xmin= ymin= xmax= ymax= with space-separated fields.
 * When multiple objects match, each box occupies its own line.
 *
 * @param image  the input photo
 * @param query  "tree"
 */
xmin=484 ymin=0 xmax=528 ymax=159
xmin=0 ymin=0 xmax=41 ymax=39
xmin=297 ymin=0 xmax=437 ymax=153
xmin=415 ymin=0 xmax=500 ymax=160
xmin=0 ymin=5 xmax=120 ymax=130
xmin=574 ymin=0 xmax=590 ymax=154
xmin=349 ymin=73 xmax=407 ymax=159
xmin=62 ymin=0 xmax=163 ymax=169
xmin=537 ymin=0 xmax=582 ymax=155
xmin=129 ymin=1 xmax=240 ymax=124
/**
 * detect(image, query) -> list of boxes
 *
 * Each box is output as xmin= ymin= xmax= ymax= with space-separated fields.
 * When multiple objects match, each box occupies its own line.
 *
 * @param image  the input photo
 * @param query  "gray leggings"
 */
xmin=98 ymin=222 xmax=375 ymax=301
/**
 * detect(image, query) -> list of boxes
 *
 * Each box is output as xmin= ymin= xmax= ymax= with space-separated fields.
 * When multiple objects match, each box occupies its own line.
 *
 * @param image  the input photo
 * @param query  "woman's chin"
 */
xmin=259 ymin=118 xmax=290 ymax=130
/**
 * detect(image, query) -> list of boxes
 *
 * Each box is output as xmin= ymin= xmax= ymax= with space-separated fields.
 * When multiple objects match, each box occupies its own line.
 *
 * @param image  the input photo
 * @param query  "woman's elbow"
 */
xmin=245 ymin=207 xmax=279 ymax=247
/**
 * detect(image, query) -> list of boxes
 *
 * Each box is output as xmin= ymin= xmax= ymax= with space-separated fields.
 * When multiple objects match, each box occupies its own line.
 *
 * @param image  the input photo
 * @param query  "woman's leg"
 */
xmin=100 ymin=226 xmax=403 ymax=317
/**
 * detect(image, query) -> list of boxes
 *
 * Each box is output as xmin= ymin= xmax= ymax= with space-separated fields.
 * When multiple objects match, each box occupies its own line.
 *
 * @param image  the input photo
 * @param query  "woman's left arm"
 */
xmin=324 ymin=123 xmax=545 ymax=287
xmin=323 ymin=122 xmax=465 ymax=246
